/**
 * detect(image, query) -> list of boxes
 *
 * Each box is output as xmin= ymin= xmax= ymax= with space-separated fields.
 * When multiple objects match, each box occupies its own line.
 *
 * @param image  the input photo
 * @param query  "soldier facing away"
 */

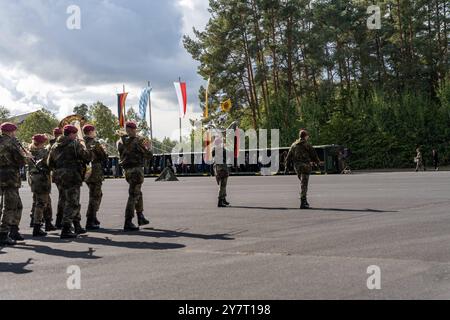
xmin=0 ymin=123 xmax=28 ymax=246
xmin=48 ymin=125 xmax=92 ymax=239
xmin=117 ymin=121 xmax=153 ymax=231
xmin=212 ymin=137 xmax=232 ymax=208
xmin=285 ymin=130 xmax=320 ymax=209
xmin=28 ymin=134 xmax=55 ymax=237
xmin=83 ymin=124 xmax=108 ymax=230
xmin=50 ymin=127 xmax=64 ymax=229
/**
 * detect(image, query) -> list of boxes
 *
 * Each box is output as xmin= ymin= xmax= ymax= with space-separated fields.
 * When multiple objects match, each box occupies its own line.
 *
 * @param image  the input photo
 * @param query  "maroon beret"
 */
xmin=1 ymin=122 xmax=18 ymax=133
xmin=64 ymin=125 xmax=78 ymax=135
xmin=32 ymin=134 xmax=48 ymax=144
xmin=83 ymin=124 xmax=95 ymax=134
xmin=126 ymin=121 xmax=137 ymax=129
xmin=53 ymin=128 xmax=63 ymax=135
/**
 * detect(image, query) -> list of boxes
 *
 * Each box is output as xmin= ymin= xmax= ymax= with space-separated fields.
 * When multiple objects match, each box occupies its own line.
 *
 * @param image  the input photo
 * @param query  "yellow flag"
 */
xmin=204 ymin=78 xmax=210 ymax=118
xmin=221 ymin=99 xmax=232 ymax=113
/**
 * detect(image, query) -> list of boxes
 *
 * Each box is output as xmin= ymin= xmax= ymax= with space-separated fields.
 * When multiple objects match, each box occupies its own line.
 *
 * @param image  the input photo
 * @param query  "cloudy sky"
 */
xmin=0 ymin=0 xmax=210 ymax=140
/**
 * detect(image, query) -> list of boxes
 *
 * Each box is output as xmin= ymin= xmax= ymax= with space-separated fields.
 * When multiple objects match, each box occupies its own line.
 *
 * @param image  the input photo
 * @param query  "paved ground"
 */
xmin=1 ymin=172 xmax=450 ymax=300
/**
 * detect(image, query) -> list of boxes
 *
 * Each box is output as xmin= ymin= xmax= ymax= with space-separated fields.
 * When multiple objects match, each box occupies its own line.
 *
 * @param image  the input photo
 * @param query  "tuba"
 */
xmin=59 ymin=114 xmax=92 ymax=181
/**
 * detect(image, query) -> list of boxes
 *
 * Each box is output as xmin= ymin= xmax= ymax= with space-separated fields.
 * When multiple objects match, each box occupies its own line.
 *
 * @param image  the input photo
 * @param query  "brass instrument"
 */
xmin=116 ymin=129 xmax=151 ymax=151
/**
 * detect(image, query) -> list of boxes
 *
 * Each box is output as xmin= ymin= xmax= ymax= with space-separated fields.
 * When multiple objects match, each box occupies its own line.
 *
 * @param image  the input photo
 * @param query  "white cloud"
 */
xmin=0 ymin=0 xmax=210 ymax=140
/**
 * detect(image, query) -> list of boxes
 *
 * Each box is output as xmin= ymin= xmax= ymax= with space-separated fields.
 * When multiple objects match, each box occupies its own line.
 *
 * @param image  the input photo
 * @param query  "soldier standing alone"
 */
xmin=28 ymin=134 xmax=54 ymax=237
xmin=0 ymin=123 xmax=27 ymax=245
xmin=285 ymin=130 xmax=320 ymax=209
xmin=48 ymin=125 xmax=92 ymax=239
xmin=83 ymin=124 xmax=108 ymax=230
xmin=117 ymin=122 xmax=152 ymax=231
xmin=212 ymin=137 xmax=231 ymax=208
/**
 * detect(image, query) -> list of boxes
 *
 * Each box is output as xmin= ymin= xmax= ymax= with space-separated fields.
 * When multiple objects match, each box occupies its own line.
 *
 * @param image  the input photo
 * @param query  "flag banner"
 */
xmin=221 ymin=99 xmax=232 ymax=113
xmin=117 ymin=92 xmax=128 ymax=128
xmin=174 ymin=82 xmax=187 ymax=117
xmin=139 ymin=87 xmax=152 ymax=120
xmin=204 ymin=78 xmax=211 ymax=118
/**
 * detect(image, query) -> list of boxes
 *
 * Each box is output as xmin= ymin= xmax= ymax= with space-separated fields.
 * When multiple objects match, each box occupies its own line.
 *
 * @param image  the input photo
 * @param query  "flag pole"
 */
xmin=148 ymin=81 xmax=153 ymax=146
xmin=179 ymin=77 xmax=182 ymax=144
xmin=123 ymin=84 xmax=126 ymax=129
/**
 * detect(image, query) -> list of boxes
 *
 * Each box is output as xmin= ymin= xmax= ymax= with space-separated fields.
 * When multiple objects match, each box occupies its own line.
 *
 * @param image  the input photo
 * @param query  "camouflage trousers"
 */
xmin=216 ymin=176 xmax=228 ymax=200
xmin=125 ymin=167 xmax=145 ymax=219
xmin=298 ymin=173 xmax=310 ymax=200
xmin=60 ymin=186 xmax=81 ymax=226
xmin=86 ymin=182 xmax=103 ymax=220
xmin=56 ymin=184 xmax=65 ymax=223
xmin=32 ymin=193 xmax=53 ymax=224
xmin=0 ymin=188 xmax=23 ymax=233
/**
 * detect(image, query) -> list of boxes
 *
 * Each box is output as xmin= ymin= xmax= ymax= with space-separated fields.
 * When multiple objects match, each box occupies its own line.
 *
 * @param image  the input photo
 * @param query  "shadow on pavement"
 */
xmin=92 ymin=228 xmax=238 ymax=241
xmin=34 ymin=235 xmax=186 ymax=251
xmin=15 ymin=244 xmax=101 ymax=260
xmin=231 ymin=206 xmax=397 ymax=213
xmin=0 ymin=258 xmax=34 ymax=274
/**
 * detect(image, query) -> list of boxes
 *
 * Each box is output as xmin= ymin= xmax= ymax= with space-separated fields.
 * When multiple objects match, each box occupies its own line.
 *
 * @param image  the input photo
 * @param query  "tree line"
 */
xmin=184 ymin=0 xmax=450 ymax=168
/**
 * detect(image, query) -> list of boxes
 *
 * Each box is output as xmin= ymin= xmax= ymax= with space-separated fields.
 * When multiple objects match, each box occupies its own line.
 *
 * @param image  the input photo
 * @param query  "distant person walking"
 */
xmin=432 ymin=149 xmax=439 ymax=171
xmin=415 ymin=148 xmax=425 ymax=172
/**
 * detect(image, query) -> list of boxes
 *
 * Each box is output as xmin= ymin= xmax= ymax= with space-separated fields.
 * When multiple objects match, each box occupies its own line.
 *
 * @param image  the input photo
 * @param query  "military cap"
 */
xmin=53 ymin=128 xmax=63 ymax=135
xmin=83 ymin=124 xmax=96 ymax=134
xmin=0 ymin=122 xmax=18 ymax=132
xmin=64 ymin=125 xmax=78 ymax=135
xmin=126 ymin=121 xmax=137 ymax=129
xmin=32 ymin=134 xmax=48 ymax=144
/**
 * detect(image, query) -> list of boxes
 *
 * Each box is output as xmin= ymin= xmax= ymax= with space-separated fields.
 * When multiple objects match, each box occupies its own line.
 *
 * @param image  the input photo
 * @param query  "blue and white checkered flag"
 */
xmin=139 ymin=86 xmax=152 ymax=120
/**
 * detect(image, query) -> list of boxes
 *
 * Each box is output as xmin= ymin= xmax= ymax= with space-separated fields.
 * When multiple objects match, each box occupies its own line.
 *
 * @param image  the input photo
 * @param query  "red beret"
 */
xmin=64 ymin=125 xmax=78 ymax=135
xmin=126 ymin=121 xmax=137 ymax=129
xmin=53 ymin=128 xmax=63 ymax=135
xmin=32 ymin=134 xmax=48 ymax=144
xmin=83 ymin=124 xmax=95 ymax=134
xmin=1 ymin=122 xmax=18 ymax=133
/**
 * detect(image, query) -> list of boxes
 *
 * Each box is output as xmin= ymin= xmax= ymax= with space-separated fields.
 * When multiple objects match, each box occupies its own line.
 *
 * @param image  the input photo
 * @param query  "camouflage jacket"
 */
xmin=48 ymin=136 xmax=92 ymax=188
xmin=84 ymin=136 xmax=108 ymax=184
xmin=212 ymin=147 xmax=233 ymax=174
xmin=117 ymin=136 xmax=153 ymax=169
xmin=285 ymin=139 xmax=320 ymax=171
xmin=0 ymin=134 xmax=26 ymax=188
xmin=28 ymin=145 xmax=51 ymax=193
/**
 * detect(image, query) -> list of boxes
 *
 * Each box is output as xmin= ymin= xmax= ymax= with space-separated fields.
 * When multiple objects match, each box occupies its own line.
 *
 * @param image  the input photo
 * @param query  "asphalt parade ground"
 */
xmin=1 ymin=172 xmax=450 ymax=300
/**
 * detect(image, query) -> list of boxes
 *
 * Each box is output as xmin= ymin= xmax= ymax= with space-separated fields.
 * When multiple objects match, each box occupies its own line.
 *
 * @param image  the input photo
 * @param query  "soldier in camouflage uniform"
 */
xmin=0 ymin=123 xmax=27 ymax=245
xmin=48 ymin=125 xmax=92 ymax=239
xmin=212 ymin=137 xmax=232 ymax=208
xmin=50 ymin=127 xmax=64 ymax=229
xmin=285 ymin=130 xmax=320 ymax=209
xmin=83 ymin=124 xmax=108 ymax=230
xmin=28 ymin=134 xmax=53 ymax=237
xmin=117 ymin=121 xmax=153 ymax=231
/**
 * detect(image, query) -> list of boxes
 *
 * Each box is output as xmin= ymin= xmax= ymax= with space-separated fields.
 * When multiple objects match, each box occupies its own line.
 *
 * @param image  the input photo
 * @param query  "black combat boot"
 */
xmin=94 ymin=218 xmax=101 ymax=227
xmin=218 ymin=199 xmax=227 ymax=208
xmin=0 ymin=232 xmax=16 ymax=246
xmin=60 ymin=225 xmax=78 ymax=240
xmin=33 ymin=225 xmax=48 ymax=237
xmin=45 ymin=219 xmax=57 ymax=232
xmin=73 ymin=221 xmax=87 ymax=235
xmin=9 ymin=226 xmax=24 ymax=242
xmin=86 ymin=217 xmax=100 ymax=231
xmin=55 ymin=215 xmax=63 ymax=230
xmin=300 ymin=198 xmax=310 ymax=210
xmin=137 ymin=213 xmax=150 ymax=226
xmin=124 ymin=219 xmax=139 ymax=232
xmin=223 ymin=199 xmax=231 ymax=206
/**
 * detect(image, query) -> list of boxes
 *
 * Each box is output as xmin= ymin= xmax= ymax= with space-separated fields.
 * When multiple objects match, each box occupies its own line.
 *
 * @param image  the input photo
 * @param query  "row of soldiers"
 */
xmin=0 ymin=121 xmax=153 ymax=245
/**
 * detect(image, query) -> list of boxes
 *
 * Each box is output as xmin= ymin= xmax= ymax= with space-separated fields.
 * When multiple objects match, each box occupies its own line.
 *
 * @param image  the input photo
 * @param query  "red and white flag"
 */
xmin=174 ymin=81 xmax=187 ymax=117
